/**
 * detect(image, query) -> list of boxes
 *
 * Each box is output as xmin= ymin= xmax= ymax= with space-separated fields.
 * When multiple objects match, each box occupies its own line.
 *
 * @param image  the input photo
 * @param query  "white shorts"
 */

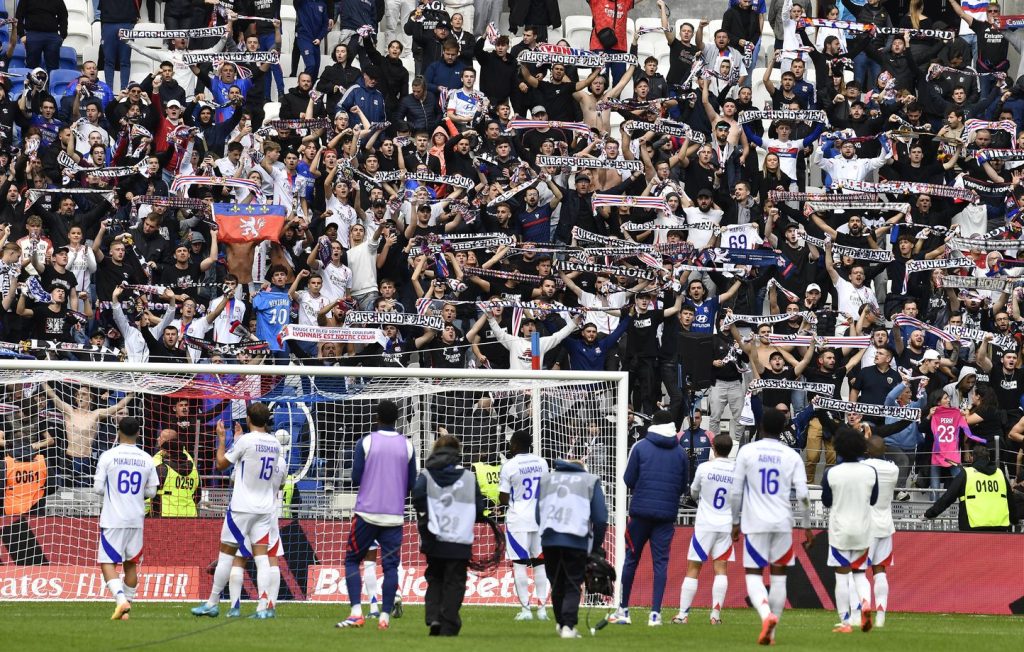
xmin=221 ymin=509 xmax=274 ymax=557
xmin=687 ymin=529 xmax=735 ymax=563
xmin=505 ymin=529 xmax=542 ymax=561
xmin=827 ymin=546 xmax=870 ymax=569
xmin=868 ymin=535 xmax=894 ymax=567
xmin=742 ymin=532 xmax=795 ymax=569
xmin=98 ymin=527 xmax=143 ymax=565
xmin=234 ymin=519 xmax=283 ymax=558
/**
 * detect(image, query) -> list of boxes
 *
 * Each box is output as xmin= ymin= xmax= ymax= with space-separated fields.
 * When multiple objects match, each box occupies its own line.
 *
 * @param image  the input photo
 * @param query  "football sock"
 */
xmin=513 ymin=564 xmax=531 ymax=609
xmin=745 ymin=575 xmax=772 ymax=621
xmin=533 ymin=564 xmax=549 ymax=606
xmin=853 ymin=573 xmax=870 ymax=615
xmin=106 ymin=578 xmax=126 ymax=606
xmin=123 ymin=582 xmax=137 ymax=603
xmin=229 ymin=566 xmax=244 ymax=609
xmin=254 ymin=554 xmax=271 ymax=611
xmin=711 ymin=575 xmax=728 ymax=620
xmin=679 ymin=577 xmax=699 ymax=617
xmin=269 ymin=565 xmax=281 ymax=608
xmin=362 ymin=561 xmax=379 ymax=610
xmin=874 ymin=573 xmax=889 ymax=625
xmin=834 ymin=573 xmax=851 ymax=624
xmin=207 ymin=552 xmax=234 ymax=607
xmin=768 ymin=575 xmax=787 ymax=618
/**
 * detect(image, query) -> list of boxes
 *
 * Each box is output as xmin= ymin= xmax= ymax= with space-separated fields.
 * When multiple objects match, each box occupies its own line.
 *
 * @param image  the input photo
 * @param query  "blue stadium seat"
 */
xmin=9 ymin=43 xmax=25 ymax=69
xmin=60 ymin=47 xmax=78 ymax=71
xmin=49 ymin=69 xmax=81 ymax=97
xmin=6 ymin=67 xmax=31 ymax=98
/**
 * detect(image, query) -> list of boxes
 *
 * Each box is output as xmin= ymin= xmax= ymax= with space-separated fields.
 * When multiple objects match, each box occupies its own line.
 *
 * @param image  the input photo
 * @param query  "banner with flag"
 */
xmin=212 ymin=204 xmax=287 ymax=244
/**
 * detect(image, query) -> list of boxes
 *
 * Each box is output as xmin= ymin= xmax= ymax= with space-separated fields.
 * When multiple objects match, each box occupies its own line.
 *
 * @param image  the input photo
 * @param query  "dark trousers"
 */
xmin=620 ymin=517 xmax=675 ymax=612
xmin=543 ymin=546 xmax=587 ymax=629
xmin=424 ymin=557 xmax=468 ymax=635
xmin=25 ymin=31 xmax=61 ymax=72
xmin=658 ymin=360 xmax=687 ymax=429
xmin=628 ymin=356 xmax=658 ymax=416
xmin=344 ymin=515 xmax=403 ymax=613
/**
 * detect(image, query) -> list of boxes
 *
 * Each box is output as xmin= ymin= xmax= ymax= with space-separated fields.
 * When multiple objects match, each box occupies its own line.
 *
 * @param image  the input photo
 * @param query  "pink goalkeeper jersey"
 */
xmin=930 ymin=406 xmax=976 ymax=467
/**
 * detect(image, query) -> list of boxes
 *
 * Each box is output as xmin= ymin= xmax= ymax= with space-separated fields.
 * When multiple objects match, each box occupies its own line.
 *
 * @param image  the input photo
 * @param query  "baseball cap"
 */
xmin=435 ymin=19 xmax=451 ymax=30
xmin=915 ymin=349 xmax=940 ymax=363
xmin=784 ymin=221 xmax=799 ymax=231
xmin=806 ymin=283 xmax=821 ymax=292
xmin=696 ymin=188 xmax=713 ymax=199
xmin=166 ymin=99 xmax=183 ymax=109
xmin=531 ymin=105 xmax=547 ymax=115
xmin=127 ymin=82 xmax=142 ymax=90
xmin=54 ymin=245 xmax=70 ymax=255
xmin=190 ymin=232 xmax=206 ymax=243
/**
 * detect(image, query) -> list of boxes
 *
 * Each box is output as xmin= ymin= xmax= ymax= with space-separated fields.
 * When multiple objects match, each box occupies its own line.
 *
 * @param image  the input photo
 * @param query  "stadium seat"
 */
xmin=128 ymin=22 xmax=167 ymax=49
xmin=10 ymin=42 xmax=25 ymax=69
xmin=7 ymin=67 xmax=31 ymax=98
xmin=281 ymin=5 xmax=296 ymax=63
xmin=60 ymin=47 xmax=79 ymax=71
xmin=66 ymin=0 xmax=91 ymax=22
xmin=751 ymin=67 xmax=773 ymax=107
xmin=264 ymin=101 xmax=281 ymax=123
xmin=130 ymin=58 xmax=157 ymax=85
xmin=49 ymin=69 xmax=81 ymax=96
xmin=65 ymin=17 xmax=93 ymax=53
xmin=563 ymin=15 xmax=592 ymax=51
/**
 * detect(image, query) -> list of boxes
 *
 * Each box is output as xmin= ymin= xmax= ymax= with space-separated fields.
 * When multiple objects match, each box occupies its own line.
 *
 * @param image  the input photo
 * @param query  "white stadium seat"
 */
xmin=263 ymin=101 xmax=281 ymax=123
xmin=66 ymin=0 xmax=91 ymax=22
xmin=280 ymin=5 xmax=296 ymax=62
xmin=129 ymin=57 xmax=157 ymax=85
xmin=563 ymin=15 xmax=592 ymax=50
xmin=65 ymin=17 xmax=93 ymax=54
xmin=126 ymin=22 xmax=167 ymax=49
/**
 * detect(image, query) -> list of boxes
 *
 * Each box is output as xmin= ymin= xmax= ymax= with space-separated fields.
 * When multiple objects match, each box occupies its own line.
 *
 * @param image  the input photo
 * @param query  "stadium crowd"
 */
xmin=2 ymin=0 xmax=1024 ymax=515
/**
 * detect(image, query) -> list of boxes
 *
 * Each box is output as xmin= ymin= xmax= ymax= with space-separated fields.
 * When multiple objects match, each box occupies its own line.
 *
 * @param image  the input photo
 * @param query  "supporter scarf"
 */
xmin=278 ymin=324 xmax=380 ymax=343
xmin=59 ymin=151 xmax=146 ymax=180
xmin=925 ymin=63 xmax=1005 ymax=81
xmin=820 ymin=131 xmax=881 ymax=143
xmin=964 ymin=119 xmax=1018 ymax=140
xmin=485 ymin=22 xmax=500 ymax=44
xmin=939 ymin=274 xmax=1010 ymax=292
xmin=591 ymin=194 xmax=668 ymax=213
xmin=946 ymin=325 xmax=1016 ymax=349
xmin=797 ymin=17 xmax=874 ymax=31
xmin=807 ymin=201 xmax=909 ymax=213
xmin=507 ymin=119 xmax=593 ymax=136
xmin=596 ymin=98 xmax=665 ymax=113
xmin=699 ymin=247 xmax=785 ymax=267
xmin=621 ymin=120 xmax=706 ymax=144
xmin=960 ymin=176 xmax=1013 ymax=198
xmin=344 ymin=311 xmax=444 ymax=330
xmin=534 ymin=43 xmax=637 ymax=66
xmin=802 ymin=233 xmax=895 ymax=262
xmin=993 ymin=15 xmax=1024 ymax=29
xmin=96 ymin=301 xmax=174 ymax=312
xmin=738 ymin=110 xmax=828 ymax=124
xmin=974 ymin=149 xmax=1024 ymax=164
xmin=119 ymin=26 xmax=227 ymax=39
xmin=132 ymin=195 xmax=210 ymax=216
xmin=474 ymin=299 xmax=592 ymax=316
xmin=555 ymin=259 xmax=658 ymax=281
xmin=723 ymin=311 xmax=813 ymax=327
xmin=893 ymin=314 xmax=959 ymax=343
xmin=170 ymin=175 xmax=262 ymax=198
xmin=768 ymin=190 xmax=880 ymax=203
xmin=637 ymin=26 xmax=670 ymax=35
xmin=486 ymin=178 xmax=536 ymax=206
xmin=815 ymin=397 xmax=921 ymax=421
xmin=536 ymin=155 xmax=644 ymax=172
xmin=181 ymin=51 xmax=279 ymax=65
xmin=875 ymin=25 xmax=955 ymax=39
xmin=767 ymin=334 xmax=871 ymax=348
xmin=232 ymin=15 xmax=279 ymax=23
xmin=263 ymin=118 xmax=330 ymax=131
xmin=701 ymin=66 xmax=740 ymax=86
xmin=462 ymin=266 xmax=560 ymax=287
xmin=24 ymin=277 xmax=51 ymax=304
xmin=24 ymin=188 xmax=115 ymax=210
xmin=834 ymin=179 xmax=980 ymax=203
xmin=184 ymin=335 xmax=269 ymax=355
xmin=374 ymin=170 xmax=475 ymax=189
xmin=903 ymin=257 xmax=974 ymax=292
xmin=4 ymin=339 xmax=122 ymax=357
xmin=768 ymin=278 xmax=801 ymax=302
xmin=748 ymin=379 xmax=837 ymax=395
xmin=620 ymin=220 xmax=690 ymax=232
xmin=948 ymin=234 xmax=1022 ymax=251
xmin=517 ymin=48 xmax=604 ymax=67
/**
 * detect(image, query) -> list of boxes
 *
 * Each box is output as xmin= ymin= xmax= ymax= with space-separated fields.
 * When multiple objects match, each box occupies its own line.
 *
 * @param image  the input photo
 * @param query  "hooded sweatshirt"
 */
xmin=623 ymin=422 xmax=689 ymax=520
xmin=411 ymin=446 xmax=486 ymax=559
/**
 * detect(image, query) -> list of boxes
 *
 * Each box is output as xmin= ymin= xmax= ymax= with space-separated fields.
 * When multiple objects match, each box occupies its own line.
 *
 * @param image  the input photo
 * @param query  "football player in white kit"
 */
xmin=498 ymin=430 xmax=551 ymax=621
xmin=675 ymin=434 xmax=736 ymax=625
xmin=731 ymin=408 xmax=811 ymax=646
xmin=192 ymin=403 xmax=281 ymax=619
xmin=821 ymin=426 xmax=879 ymax=634
xmin=93 ymin=417 xmax=158 ymax=621
xmin=863 ymin=436 xmax=899 ymax=627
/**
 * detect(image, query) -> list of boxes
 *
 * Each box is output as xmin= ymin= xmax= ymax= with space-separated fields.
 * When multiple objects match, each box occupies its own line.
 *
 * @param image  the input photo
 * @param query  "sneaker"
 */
xmin=368 ymin=610 xmax=380 ymax=619
xmin=895 ymin=491 xmax=911 ymax=502
xmin=536 ymin=608 xmax=549 ymax=621
xmin=758 ymin=613 xmax=779 ymax=646
xmin=226 ymin=607 xmax=242 ymax=618
xmin=607 ymin=608 xmax=631 ymax=625
xmin=429 ymin=621 xmax=441 ymax=636
xmin=710 ymin=616 xmax=722 ymax=625
xmin=875 ymin=610 xmax=886 ymax=628
xmin=250 ymin=609 xmax=275 ymax=620
xmin=560 ymin=626 xmax=582 ymax=639
xmin=648 ymin=612 xmax=662 ymax=627
xmin=335 ymin=615 xmax=365 ymax=628
xmin=671 ymin=614 xmax=688 ymax=624
xmin=112 ymin=602 xmax=131 ymax=621
xmin=378 ymin=613 xmax=390 ymax=631
xmin=832 ymin=623 xmax=853 ymax=634
xmin=514 ymin=608 xmax=534 ymax=621
xmin=191 ymin=603 xmax=219 ymax=618
xmin=393 ymin=597 xmax=404 ymax=619
xmin=860 ymin=609 xmax=873 ymax=633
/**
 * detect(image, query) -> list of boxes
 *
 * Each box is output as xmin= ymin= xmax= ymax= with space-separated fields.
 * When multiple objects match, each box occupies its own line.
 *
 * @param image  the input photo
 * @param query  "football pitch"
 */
xmin=2 ymin=603 xmax=1020 ymax=651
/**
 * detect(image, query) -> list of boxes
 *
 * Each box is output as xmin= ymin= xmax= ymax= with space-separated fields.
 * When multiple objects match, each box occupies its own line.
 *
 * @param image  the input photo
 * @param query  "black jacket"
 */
xmin=411 ymin=447 xmax=486 ymax=559
xmin=395 ymin=91 xmax=441 ymax=132
xmin=363 ymin=41 xmax=409 ymax=113
xmin=15 ymin=0 xmax=68 ymax=37
xmin=98 ymin=0 xmax=141 ymax=24
xmin=925 ymin=459 xmax=1018 ymax=531
xmin=473 ymin=37 xmax=517 ymax=106
xmin=316 ymin=62 xmax=363 ymax=109
xmin=509 ymin=0 xmax=561 ymax=32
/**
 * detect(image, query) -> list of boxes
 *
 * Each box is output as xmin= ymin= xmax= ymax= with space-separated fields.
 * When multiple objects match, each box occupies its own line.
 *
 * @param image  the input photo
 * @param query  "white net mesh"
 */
xmin=0 ymin=364 xmax=624 ymax=606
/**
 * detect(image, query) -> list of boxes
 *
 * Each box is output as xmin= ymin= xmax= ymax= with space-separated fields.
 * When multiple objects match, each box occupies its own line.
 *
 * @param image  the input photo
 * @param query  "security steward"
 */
xmin=3 ymin=450 xmax=48 ymax=516
xmin=924 ymin=445 xmax=1018 ymax=531
xmin=150 ymin=429 xmax=200 ymax=517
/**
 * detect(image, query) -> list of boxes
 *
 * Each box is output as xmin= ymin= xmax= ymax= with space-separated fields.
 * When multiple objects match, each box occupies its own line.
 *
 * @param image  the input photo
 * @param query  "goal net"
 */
xmin=0 ymin=361 xmax=627 ymax=606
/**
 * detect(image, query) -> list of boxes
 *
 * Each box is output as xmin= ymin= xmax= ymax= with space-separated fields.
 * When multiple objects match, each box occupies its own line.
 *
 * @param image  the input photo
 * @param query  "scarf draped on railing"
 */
xmin=535 ymin=155 xmax=644 ymax=172
xmin=119 ymin=26 xmax=227 ymax=39
xmin=814 ymin=397 xmax=922 ymax=420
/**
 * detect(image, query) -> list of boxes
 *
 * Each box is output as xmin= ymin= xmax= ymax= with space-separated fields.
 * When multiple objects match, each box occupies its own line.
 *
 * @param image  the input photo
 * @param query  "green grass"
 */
xmin=2 ymin=603 xmax=1020 ymax=651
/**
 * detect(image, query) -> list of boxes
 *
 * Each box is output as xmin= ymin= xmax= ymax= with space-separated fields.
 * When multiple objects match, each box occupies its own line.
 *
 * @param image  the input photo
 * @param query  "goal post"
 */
xmin=0 ymin=360 xmax=628 ymax=606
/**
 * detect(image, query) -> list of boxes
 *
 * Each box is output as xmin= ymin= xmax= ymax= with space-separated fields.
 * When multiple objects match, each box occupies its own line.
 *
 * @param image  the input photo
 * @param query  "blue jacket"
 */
xmin=339 ymin=0 xmax=380 ymax=31
xmin=623 ymin=422 xmax=688 ymax=520
xmin=883 ymin=382 xmax=926 ymax=451
xmin=295 ymin=0 xmax=329 ymax=40
xmin=339 ymin=79 xmax=387 ymax=123
xmin=423 ymin=59 xmax=466 ymax=95
xmin=562 ymin=317 xmax=631 ymax=371
xmin=536 ymin=460 xmax=608 ymax=552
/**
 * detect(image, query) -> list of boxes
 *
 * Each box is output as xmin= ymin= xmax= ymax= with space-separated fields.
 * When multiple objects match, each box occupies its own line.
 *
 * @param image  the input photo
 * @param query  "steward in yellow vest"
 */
xmin=150 ymin=429 xmax=200 ymax=517
xmin=924 ymin=446 xmax=1017 ymax=531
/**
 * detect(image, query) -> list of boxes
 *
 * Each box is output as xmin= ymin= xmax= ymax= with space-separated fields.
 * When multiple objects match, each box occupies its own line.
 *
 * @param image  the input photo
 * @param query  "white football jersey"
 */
xmin=862 ymin=457 xmax=899 ymax=537
xmin=499 ymin=453 xmax=549 ymax=532
xmin=225 ymin=431 xmax=282 ymax=514
xmin=691 ymin=457 xmax=737 ymax=533
xmin=732 ymin=438 xmax=809 ymax=533
xmin=94 ymin=443 xmax=158 ymax=529
xmin=822 ymin=462 xmax=879 ymax=550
